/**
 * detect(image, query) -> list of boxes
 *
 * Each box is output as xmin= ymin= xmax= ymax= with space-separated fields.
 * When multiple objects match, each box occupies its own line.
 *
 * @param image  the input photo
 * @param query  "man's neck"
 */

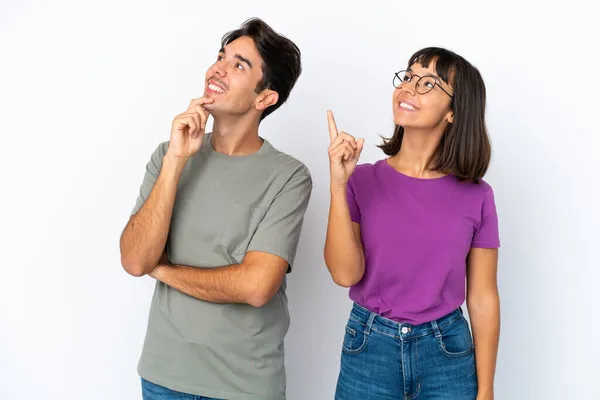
xmin=210 ymin=114 xmax=263 ymax=156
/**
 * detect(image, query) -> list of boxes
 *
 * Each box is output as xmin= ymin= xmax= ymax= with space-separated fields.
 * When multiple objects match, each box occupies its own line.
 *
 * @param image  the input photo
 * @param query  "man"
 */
xmin=120 ymin=18 xmax=311 ymax=400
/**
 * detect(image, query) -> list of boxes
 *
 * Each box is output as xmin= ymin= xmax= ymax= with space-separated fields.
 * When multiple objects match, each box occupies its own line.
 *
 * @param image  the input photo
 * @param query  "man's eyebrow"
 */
xmin=234 ymin=53 xmax=252 ymax=68
xmin=218 ymin=48 xmax=253 ymax=69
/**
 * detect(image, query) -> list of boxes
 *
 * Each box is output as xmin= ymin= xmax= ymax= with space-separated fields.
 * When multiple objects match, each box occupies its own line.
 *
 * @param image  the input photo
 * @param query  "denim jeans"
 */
xmin=141 ymin=378 xmax=223 ymax=400
xmin=335 ymin=303 xmax=478 ymax=399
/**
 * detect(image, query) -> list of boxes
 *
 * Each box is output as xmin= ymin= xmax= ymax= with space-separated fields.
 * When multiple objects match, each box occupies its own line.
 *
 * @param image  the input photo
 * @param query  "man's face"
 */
xmin=202 ymin=36 xmax=272 ymax=118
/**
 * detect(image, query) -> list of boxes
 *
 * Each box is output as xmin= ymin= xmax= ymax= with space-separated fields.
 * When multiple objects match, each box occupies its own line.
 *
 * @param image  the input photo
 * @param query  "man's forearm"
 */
xmin=469 ymin=295 xmax=500 ymax=398
xmin=150 ymin=262 xmax=268 ymax=307
xmin=120 ymin=154 xmax=187 ymax=276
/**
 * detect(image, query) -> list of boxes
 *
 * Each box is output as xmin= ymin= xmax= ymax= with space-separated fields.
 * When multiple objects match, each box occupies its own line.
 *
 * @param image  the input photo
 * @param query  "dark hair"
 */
xmin=378 ymin=47 xmax=491 ymax=183
xmin=221 ymin=18 xmax=302 ymax=121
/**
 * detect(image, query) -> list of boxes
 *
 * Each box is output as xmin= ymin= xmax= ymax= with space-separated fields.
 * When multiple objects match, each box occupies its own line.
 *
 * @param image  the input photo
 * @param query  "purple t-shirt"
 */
xmin=347 ymin=159 xmax=500 ymax=325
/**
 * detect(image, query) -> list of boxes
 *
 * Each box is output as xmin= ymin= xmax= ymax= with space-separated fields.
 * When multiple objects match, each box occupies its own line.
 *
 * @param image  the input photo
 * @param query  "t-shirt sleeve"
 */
xmin=471 ymin=186 xmax=500 ymax=248
xmin=246 ymin=168 xmax=313 ymax=270
xmin=346 ymin=173 xmax=361 ymax=223
xmin=130 ymin=142 xmax=168 ymax=216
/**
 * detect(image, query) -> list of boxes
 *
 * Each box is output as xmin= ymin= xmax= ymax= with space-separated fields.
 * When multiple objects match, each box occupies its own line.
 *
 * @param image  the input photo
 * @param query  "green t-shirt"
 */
xmin=131 ymin=134 xmax=312 ymax=399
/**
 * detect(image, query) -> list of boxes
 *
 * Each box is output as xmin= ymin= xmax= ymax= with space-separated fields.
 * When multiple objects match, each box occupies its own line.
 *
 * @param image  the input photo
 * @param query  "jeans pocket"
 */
xmin=342 ymin=317 xmax=368 ymax=354
xmin=438 ymin=316 xmax=474 ymax=358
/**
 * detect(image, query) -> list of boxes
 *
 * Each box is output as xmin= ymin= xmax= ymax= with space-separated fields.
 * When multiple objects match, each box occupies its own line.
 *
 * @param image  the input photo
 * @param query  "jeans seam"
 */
xmin=401 ymin=340 xmax=407 ymax=397
xmin=350 ymin=309 xmax=465 ymax=340
xmin=342 ymin=329 xmax=369 ymax=354
xmin=353 ymin=302 xmax=462 ymax=326
xmin=342 ymin=337 xmax=369 ymax=354
xmin=372 ymin=327 xmax=399 ymax=338
xmin=438 ymin=341 xmax=474 ymax=357
xmin=437 ymin=317 xmax=475 ymax=357
xmin=349 ymin=315 xmax=366 ymax=326
xmin=405 ymin=382 xmax=421 ymax=399
xmin=438 ymin=313 xmax=463 ymax=330
xmin=405 ymin=338 xmax=421 ymax=399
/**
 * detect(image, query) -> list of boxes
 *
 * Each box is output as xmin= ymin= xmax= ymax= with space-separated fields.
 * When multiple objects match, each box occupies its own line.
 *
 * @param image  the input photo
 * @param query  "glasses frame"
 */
xmin=393 ymin=70 xmax=454 ymax=99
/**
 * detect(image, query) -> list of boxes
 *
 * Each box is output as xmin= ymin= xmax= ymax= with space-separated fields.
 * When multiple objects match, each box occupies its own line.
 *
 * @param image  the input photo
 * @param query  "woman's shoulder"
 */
xmin=348 ymin=159 xmax=385 ymax=187
xmin=354 ymin=158 xmax=386 ymax=176
xmin=449 ymin=176 xmax=496 ymax=203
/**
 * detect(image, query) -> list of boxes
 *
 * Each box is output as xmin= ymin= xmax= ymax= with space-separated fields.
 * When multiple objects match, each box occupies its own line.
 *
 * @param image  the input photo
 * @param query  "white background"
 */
xmin=1 ymin=1 xmax=598 ymax=399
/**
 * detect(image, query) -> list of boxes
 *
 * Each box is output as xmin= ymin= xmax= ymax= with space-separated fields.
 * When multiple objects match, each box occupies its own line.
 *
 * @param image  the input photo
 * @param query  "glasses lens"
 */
xmin=416 ymin=76 xmax=436 ymax=94
xmin=393 ymin=71 xmax=408 ymax=88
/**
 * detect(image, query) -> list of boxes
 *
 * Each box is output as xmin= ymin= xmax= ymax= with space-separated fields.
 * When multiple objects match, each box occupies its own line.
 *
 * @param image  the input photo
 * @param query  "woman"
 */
xmin=324 ymin=47 xmax=500 ymax=400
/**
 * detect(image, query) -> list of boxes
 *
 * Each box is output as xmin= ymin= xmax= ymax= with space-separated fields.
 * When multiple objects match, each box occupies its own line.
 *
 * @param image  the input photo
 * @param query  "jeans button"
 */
xmin=401 ymin=327 xmax=408 ymax=334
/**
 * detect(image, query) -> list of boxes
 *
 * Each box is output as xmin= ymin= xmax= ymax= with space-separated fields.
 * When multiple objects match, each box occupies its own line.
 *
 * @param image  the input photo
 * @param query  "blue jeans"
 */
xmin=141 ymin=378 xmax=223 ymax=400
xmin=335 ymin=303 xmax=478 ymax=399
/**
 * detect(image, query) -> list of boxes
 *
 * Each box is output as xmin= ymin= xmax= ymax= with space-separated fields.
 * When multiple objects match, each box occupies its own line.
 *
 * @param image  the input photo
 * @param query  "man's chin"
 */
xmin=201 ymin=102 xmax=217 ymax=113
xmin=204 ymin=104 xmax=219 ymax=113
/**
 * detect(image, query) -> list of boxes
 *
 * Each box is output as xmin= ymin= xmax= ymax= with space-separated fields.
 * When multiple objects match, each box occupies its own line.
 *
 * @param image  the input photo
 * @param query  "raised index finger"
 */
xmin=327 ymin=110 xmax=339 ymax=143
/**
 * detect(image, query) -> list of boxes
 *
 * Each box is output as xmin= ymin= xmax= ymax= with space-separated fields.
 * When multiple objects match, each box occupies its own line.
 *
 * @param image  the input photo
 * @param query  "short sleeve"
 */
xmin=130 ymin=142 xmax=168 ymax=216
xmin=246 ymin=169 xmax=313 ymax=270
xmin=471 ymin=186 xmax=500 ymax=248
xmin=346 ymin=174 xmax=361 ymax=223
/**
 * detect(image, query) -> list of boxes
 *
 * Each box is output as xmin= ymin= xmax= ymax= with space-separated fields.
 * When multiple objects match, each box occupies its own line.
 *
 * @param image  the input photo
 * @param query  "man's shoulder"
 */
xmin=262 ymin=141 xmax=312 ymax=181
xmin=141 ymin=141 xmax=170 ymax=166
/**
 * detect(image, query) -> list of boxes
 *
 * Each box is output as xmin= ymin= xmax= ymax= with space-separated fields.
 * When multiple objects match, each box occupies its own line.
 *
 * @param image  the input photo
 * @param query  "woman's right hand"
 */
xmin=327 ymin=110 xmax=364 ymax=187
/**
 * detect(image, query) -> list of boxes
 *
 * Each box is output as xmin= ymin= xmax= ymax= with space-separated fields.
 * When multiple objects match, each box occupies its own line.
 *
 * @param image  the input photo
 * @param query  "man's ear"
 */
xmin=255 ymin=90 xmax=279 ymax=111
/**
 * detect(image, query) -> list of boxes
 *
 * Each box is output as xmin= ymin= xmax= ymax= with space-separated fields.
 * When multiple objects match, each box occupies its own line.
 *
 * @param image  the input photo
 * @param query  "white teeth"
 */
xmin=400 ymin=102 xmax=417 ymax=111
xmin=208 ymin=83 xmax=225 ymax=93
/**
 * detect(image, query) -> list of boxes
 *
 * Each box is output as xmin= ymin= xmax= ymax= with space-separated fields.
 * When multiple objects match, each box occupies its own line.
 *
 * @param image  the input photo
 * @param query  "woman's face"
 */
xmin=392 ymin=61 xmax=455 ymax=132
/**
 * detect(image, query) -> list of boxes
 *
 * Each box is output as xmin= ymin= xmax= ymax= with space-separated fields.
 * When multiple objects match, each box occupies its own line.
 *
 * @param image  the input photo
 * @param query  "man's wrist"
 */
xmin=161 ymin=153 xmax=189 ymax=182
xmin=148 ymin=264 xmax=164 ymax=279
xmin=163 ymin=151 xmax=189 ymax=168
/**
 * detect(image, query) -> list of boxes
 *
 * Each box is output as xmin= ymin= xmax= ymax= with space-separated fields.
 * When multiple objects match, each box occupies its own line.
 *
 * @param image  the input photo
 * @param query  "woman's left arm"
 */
xmin=466 ymin=247 xmax=500 ymax=400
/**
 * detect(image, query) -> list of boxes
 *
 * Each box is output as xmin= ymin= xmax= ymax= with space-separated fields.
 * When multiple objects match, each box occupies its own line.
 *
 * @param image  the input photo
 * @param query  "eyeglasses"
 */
xmin=393 ymin=70 xmax=454 ymax=99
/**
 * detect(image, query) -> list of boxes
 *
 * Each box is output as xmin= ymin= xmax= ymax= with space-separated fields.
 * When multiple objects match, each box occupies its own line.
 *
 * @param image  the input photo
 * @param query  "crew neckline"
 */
xmin=205 ymin=132 xmax=270 ymax=159
xmin=381 ymin=158 xmax=455 ymax=182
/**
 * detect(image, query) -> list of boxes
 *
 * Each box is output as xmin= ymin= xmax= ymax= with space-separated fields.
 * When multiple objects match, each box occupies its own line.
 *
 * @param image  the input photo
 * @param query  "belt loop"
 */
xmin=364 ymin=312 xmax=376 ymax=335
xmin=431 ymin=320 xmax=442 ymax=339
xmin=458 ymin=306 xmax=464 ymax=315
